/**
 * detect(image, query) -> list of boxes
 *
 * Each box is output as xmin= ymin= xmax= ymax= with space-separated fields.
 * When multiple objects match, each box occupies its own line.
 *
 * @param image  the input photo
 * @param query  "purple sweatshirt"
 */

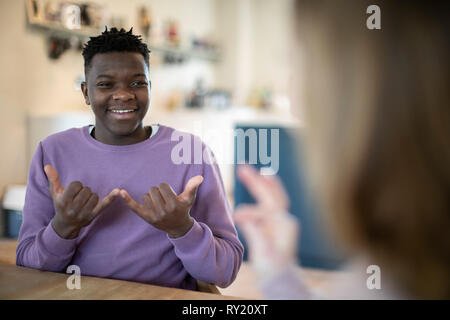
xmin=16 ymin=125 xmax=243 ymax=290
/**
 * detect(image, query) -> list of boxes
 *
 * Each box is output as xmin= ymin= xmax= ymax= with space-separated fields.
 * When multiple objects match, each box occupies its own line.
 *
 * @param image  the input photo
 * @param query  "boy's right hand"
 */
xmin=44 ymin=165 xmax=120 ymax=239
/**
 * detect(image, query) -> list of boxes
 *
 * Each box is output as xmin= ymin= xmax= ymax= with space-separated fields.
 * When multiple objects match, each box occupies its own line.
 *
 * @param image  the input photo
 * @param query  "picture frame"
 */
xmin=26 ymin=0 xmax=43 ymax=23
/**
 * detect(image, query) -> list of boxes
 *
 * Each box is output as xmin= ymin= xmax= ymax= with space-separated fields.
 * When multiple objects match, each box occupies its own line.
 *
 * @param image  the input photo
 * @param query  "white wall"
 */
xmin=215 ymin=0 xmax=295 ymax=109
xmin=251 ymin=0 xmax=294 ymax=100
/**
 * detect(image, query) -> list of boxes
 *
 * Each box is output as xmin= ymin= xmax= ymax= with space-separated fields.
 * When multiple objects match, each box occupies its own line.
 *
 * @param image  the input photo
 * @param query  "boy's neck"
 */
xmin=91 ymin=125 xmax=152 ymax=146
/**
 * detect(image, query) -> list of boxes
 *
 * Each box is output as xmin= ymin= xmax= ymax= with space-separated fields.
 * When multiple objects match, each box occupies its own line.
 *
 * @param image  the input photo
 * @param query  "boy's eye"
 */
xmin=97 ymin=82 xmax=112 ymax=88
xmin=131 ymin=81 xmax=148 ymax=88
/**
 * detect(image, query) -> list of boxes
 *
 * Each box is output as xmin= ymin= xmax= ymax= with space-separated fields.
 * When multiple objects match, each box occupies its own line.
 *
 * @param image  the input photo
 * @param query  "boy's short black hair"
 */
xmin=82 ymin=27 xmax=150 ymax=75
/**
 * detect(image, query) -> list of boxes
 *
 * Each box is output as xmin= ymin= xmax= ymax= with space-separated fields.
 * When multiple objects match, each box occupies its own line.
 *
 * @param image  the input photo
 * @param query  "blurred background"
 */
xmin=0 ymin=0 xmax=345 ymax=296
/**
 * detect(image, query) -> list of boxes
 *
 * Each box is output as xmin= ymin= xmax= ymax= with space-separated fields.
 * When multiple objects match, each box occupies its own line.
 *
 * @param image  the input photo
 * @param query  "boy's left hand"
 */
xmin=120 ymin=176 xmax=203 ymax=238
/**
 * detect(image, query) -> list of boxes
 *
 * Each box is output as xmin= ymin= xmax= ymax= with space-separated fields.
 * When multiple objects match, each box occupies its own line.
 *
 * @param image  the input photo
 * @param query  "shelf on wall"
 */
xmin=27 ymin=18 xmax=101 ymax=39
xmin=148 ymin=43 xmax=220 ymax=62
xmin=27 ymin=19 xmax=221 ymax=62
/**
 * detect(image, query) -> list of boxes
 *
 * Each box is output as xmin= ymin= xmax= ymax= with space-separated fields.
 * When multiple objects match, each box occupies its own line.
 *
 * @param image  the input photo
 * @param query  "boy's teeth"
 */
xmin=110 ymin=110 xmax=134 ymax=113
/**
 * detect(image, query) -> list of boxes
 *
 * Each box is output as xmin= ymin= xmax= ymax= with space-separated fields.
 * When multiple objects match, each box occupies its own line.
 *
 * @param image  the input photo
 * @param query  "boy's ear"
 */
xmin=81 ymin=81 xmax=90 ymax=105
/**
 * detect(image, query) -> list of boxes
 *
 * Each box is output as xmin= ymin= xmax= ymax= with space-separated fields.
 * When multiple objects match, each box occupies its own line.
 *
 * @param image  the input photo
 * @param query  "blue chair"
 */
xmin=233 ymin=124 xmax=346 ymax=270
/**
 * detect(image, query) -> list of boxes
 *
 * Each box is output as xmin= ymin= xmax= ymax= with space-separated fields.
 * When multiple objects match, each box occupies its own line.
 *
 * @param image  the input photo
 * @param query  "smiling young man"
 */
xmin=16 ymin=27 xmax=243 ymax=291
xmin=81 ymin=50 xmax=151 ymax=145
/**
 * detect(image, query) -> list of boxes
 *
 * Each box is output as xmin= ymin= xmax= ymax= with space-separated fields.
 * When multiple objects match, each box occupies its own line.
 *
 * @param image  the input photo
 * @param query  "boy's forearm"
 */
xmin=16 ymin=222 xmax=78 ymax=272
xmin=169 ymin=220 xmax=243 ymax=288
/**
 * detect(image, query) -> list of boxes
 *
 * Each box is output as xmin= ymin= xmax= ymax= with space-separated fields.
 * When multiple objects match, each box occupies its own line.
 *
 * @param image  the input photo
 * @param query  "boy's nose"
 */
xmin=112 ymin=88 xmax=134 ymax=101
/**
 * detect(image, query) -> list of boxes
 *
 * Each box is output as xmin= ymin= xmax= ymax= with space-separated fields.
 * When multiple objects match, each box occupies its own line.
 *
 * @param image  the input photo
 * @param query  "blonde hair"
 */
xmin=295 ymin=0 xmax=450 ymax=298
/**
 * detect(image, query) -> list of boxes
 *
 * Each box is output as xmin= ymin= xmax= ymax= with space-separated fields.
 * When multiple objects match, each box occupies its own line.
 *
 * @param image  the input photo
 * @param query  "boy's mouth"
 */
xmin=107 ymin=107 xmax=138 ymax=120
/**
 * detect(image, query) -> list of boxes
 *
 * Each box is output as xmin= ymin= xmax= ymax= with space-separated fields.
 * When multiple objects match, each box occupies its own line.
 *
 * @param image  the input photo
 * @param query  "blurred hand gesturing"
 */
xmin=233 ymin=165 xmax=299 ymax=278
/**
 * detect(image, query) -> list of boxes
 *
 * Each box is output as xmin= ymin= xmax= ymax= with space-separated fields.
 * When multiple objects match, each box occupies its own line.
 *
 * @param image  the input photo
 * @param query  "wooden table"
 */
xmin=0 ymin=239 xmax=242 ymax=299
xmin=0 ymin=238 xmax=17 ymax=265
xmin=0 ymin=262 xmax=242 ymax=300
xmin=0 ymin=239 xmax=345 ymax=299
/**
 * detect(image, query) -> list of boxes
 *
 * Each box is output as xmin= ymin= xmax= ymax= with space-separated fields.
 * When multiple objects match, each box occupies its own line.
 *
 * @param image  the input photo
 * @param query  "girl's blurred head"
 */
xmin=294 ymin=0 xmax=450 ymax=298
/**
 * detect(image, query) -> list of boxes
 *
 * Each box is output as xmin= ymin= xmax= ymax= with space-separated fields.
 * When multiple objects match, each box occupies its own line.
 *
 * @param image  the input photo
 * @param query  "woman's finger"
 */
xmin=237 ymin=165 xmax=274 ymax=204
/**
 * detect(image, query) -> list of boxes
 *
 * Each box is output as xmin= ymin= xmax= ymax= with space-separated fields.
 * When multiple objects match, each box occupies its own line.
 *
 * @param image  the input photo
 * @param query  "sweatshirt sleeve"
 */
xmin=168 ymin=144 xmax=244 ymax=288
xmin=16 ymin=142 xmax=78 ymax=272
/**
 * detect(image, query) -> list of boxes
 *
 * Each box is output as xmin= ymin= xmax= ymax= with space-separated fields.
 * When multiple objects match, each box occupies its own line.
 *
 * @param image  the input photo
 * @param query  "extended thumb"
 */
xmin=179 ymin=175 xmax=203 ymax=203
xmin=44 ymin=165 xmax=63 ymax=196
